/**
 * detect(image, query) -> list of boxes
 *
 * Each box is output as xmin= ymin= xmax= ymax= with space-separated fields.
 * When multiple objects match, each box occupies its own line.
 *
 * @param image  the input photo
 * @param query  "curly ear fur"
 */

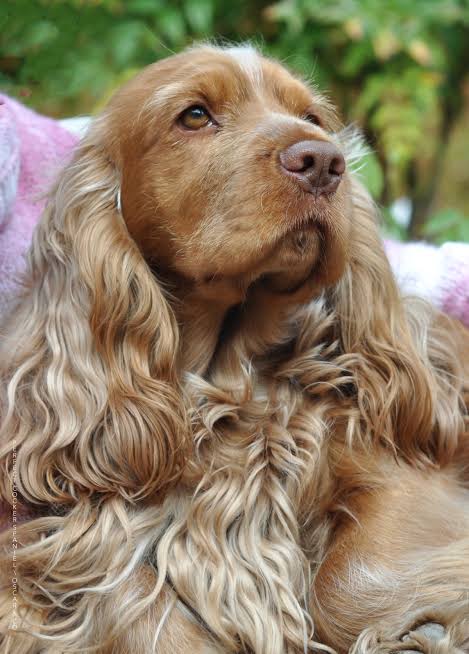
xmin=330 ymin=178 xmax=466 ymax=464
xmin=0 ymin=126 xmax=191 ymax=649
xmin=0 ymin=125 xmax=188 ymax=506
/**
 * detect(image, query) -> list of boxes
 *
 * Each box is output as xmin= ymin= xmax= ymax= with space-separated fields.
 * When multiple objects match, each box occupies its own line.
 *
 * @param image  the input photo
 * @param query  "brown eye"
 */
xmin=179 ymin=105 xmax=213 ymax=130
xmin=305 ymin=113 xmax=322 ymax=127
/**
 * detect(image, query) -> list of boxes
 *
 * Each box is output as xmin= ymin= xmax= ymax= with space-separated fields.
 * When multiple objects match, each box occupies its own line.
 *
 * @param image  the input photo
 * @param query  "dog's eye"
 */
xmin=179 ymin=105 xmax=213 ymax=130
xmin=305 ymin=113 xmax=322 ymax=127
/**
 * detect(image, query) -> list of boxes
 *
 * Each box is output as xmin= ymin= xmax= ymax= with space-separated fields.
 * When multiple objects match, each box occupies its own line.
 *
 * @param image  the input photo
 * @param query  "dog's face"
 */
xmin=106 ymin=45 xmax=353 ymax=295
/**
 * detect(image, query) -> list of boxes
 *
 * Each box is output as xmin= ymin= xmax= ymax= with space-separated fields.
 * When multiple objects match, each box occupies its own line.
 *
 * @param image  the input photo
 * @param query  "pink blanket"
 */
xmin=1 ymin=94 xmax=468 ymax=326
xmin=0 ymin=95 xmax=77 ymax=314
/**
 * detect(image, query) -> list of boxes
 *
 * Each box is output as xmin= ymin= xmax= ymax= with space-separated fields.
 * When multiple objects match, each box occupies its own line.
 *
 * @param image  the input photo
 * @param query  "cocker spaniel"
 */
xmin=1 ymin=44 xmax=469 ymax=654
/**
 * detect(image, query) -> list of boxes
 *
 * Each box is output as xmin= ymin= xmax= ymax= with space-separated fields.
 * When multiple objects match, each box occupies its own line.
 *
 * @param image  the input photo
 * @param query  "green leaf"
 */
xmin=423 ymin=209 xmax=462 ymax=237
xmin=339 ymin=41 xmax=373 ymax=77
xmin=5 ymin=20 xmax=59 ymax=55
xmin=109 ymin=21 xmax=145 ymax=67
xmin=356 ymin=151 xmax=384 ymax=199
xmin=156 ymin=8 xmax=187 ymax=45
xmin=126 ymin=0 xmax=164 ymax=15
xmin=184 ymin=0 xmax=213 ymax=34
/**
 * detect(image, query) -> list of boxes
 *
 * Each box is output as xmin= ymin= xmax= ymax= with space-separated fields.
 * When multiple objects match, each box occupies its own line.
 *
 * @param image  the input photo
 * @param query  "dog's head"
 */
xmin=102 ymin=45 xmax=353 ymax=297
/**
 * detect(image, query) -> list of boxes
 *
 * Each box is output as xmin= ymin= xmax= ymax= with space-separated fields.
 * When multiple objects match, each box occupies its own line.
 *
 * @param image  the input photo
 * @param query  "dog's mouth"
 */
xmin=278 ymin=213 xmax=323 ymax=258
xmin=193 ymin=221 xmax=321 ymax=301
xmin=188 ymin=205 xmax=339 ymax=303
xmin=257 ymin=220 xmax=323 ymax=293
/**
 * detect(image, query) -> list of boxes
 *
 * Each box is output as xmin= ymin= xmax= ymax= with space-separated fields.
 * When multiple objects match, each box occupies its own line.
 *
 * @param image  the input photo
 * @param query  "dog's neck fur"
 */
xmin=170 ymin=273 xmax=309 ymax=377
xmin=158 ymin=258 xmax=324 ymax=380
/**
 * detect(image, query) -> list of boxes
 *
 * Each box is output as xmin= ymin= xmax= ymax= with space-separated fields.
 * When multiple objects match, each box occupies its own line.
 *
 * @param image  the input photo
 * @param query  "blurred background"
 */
xmin=1 ymin=0 xmax=469 ymax=242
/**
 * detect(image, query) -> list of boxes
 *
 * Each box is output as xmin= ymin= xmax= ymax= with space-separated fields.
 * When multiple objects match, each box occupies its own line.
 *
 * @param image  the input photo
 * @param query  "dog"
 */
xmin=1 ymin=44 xmax=468 ymax=654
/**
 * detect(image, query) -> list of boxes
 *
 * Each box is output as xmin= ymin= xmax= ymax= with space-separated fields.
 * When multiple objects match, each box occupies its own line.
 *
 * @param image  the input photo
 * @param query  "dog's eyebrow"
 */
xmin=144 ymin=81 xmax=187 ymax=114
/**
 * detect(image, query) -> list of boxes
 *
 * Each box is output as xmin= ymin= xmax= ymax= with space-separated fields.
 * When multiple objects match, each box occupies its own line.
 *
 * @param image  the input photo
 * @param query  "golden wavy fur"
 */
xmin=1 ymin=45 xmax=468 ymax=654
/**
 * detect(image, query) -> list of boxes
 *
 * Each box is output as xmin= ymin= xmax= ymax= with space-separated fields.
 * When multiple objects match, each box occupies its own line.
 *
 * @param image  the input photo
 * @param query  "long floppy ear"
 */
xmin=329 ymin=176 xmax=465 ymax=464
xmin=0 ymin=125 xmax=188 ymax=506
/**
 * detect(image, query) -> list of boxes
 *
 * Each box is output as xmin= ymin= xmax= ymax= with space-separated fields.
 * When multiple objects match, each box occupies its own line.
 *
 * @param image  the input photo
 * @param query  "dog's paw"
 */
xmin=350 ymin=600 xmax=469 ymax=654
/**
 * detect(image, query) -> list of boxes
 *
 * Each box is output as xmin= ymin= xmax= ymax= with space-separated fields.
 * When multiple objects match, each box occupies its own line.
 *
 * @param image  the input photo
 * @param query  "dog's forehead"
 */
xmin=152 ymin=45 xmax=316 ymax=110
xmin=222 ymin=45 xmax=263 ymax=87
xmin=214 ymin=45 xmax=313 ymax=101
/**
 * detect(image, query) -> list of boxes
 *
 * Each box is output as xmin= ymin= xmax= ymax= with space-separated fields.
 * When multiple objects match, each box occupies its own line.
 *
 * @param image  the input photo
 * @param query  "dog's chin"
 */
xmin=258 ymin=223 xmax=321 ymax=293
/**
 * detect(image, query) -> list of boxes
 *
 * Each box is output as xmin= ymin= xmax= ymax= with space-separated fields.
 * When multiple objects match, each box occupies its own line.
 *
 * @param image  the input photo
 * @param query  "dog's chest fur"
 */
xmin=157 ymin=300 xmax=347 ymax=653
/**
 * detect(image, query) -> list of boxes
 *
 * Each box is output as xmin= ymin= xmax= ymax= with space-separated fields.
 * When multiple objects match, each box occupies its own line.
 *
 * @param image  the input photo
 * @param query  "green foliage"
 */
xmin=423 ymin=209 xmax=469 ymax=244
xmin=1 ymin=0 xmax=469 ymax=241
xmin=356 ymin=150 xmax=383 ymax=200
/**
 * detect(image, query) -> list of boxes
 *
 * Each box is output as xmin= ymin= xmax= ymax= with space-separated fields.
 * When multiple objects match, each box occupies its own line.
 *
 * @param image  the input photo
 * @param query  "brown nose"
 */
xmin=279 ymin=140 xmax=345 ymax=194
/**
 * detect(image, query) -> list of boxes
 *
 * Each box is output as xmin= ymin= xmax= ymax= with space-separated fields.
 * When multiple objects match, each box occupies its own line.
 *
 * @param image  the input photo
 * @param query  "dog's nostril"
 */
xmin=329 ymin=155 xmax=345 ymax=177
xmin=280 ymin=140 xmax=345 ymax=194
xmin=302 ymin=155 xmax=315 ymax=171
